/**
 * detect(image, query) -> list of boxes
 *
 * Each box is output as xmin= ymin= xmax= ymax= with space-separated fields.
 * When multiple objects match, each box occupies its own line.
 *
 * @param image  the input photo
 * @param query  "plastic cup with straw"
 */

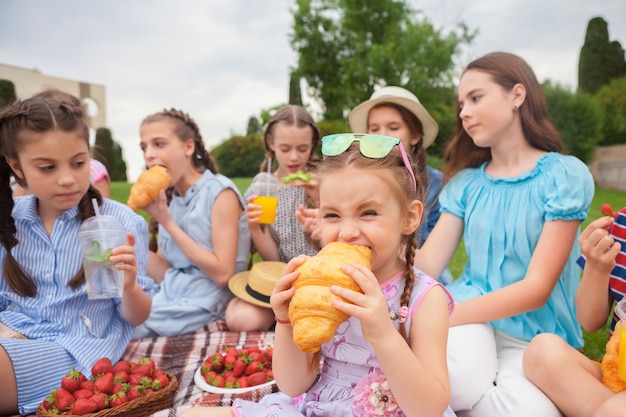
xmin=77 ymin=199 xmax=127 ymax=298
xmin=251 ymin=158 xmax=280 ymax=224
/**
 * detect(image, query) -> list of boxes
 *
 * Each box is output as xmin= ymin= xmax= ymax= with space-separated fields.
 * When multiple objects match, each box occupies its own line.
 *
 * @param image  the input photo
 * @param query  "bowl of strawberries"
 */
xmin=36 ymin=356 xmax=177 ymax=417
xmin=194 ymin=345 xmax=275 ymax=394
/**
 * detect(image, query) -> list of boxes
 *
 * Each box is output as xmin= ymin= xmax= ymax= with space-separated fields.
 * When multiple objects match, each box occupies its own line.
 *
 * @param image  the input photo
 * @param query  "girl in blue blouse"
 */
xmin=0 ymin=97 xmax=152 ymax=415
xmin=414 ymin=52 xmax=594 ymax=416
xmin=132 ymin=109 xmax=250 ymax=338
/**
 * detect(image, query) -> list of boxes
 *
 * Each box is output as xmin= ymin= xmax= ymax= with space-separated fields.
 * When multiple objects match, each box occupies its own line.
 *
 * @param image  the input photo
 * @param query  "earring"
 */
xmin=513 ymin=104 xmax=519 ymax=111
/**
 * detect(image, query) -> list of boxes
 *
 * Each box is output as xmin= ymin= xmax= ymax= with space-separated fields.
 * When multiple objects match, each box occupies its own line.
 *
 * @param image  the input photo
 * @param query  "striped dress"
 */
xmin=0 ymin=195 xmax=153 ymax=414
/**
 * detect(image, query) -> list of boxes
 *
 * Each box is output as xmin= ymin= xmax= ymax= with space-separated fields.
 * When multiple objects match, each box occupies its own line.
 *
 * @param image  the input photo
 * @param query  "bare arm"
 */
xmin=450 ymin=219 xmax=580 ymax=326
xmin=576 ymin=216 xmax=619 ymax=332
xmin=414 ymin=212 xmax=464 ymax=278
xmin=146 ymin=250 xmax=171 ymax=284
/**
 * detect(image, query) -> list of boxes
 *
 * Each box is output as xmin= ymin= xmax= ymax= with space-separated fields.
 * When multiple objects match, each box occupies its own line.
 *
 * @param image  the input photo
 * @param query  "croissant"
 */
xmin=127 ymin=165 xmax=171 ymax=211
xmin=288 ymin=242 xmax=372 ymax=353
xmin=602 ymin=321 xmax=626 ymax=393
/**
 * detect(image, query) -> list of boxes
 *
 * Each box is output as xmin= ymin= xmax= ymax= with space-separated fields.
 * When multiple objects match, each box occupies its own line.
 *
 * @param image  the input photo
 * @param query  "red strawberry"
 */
xmin=79 ymin=380 xmax=94 ymax=391
xmin=247 ymin=371 xmax=267 ymax=386
xmin=112 ymin=381 xmax=129 ymax=394
xmin=232 ymin=358 xmax=246 ymax=377
xmin=42 ymin=392 xmax=56 ymax=410
xmin=210 ymin=374 xmax=225 ymax=388
xmin=601 ymin=203 xmax=617 ymax=217
xmin=127 ymin=385 xmax=144 ymax=401
xmin=236 ymin=376 xmax=249 ymax=388
xmin=72 ymin=388 xmax=93 ymax=400
xmin=152 ymin=374 xmax=169 ymax=391
xmin=61 ymin=368 xmax=83 ymax=393
xmin=112 ymin=360 xmax=131 ymax=374
xmin=207 ymin=353 xmax=225 ymax=373
xmin=245 ymin=360 xmax=264 ymax=376
xmin=114 ymin=371 xmax=129 ymax=382
xmin=109 ymin=391 xmax=128 ymax=408
xmin=225 ymin=346 xmax=238 ymax=357
xmin=93 ymin=372 xmax=114 ymax=394
xmin=131 ymin=364 xmax=152 ymax=377
xmin=223 ymin=354 xmax=237 ymax=371
xmin=139 ymin=357 xmax=156 ymax=372
xmin=72 ymin=398 xmax=98 ymax=415
xmin=224 ymin=374 xmax=238 ymax=389
xmin=90 ymin=392 xmax=108 ymax=411
xmin=91 ymin=357 xmax=113 ymax=376
xmin=55 ymin=387 xmax=75 ymax=412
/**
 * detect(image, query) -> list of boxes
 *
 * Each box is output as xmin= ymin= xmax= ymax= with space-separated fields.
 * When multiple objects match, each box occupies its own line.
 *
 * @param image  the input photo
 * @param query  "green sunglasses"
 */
xmin=321 ymin=133 xmax=417 ymax=193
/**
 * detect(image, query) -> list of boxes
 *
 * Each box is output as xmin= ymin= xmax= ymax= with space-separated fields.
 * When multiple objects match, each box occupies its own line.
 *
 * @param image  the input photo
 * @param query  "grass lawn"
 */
xmin=111 ymin=179 xmax=626 ymax=359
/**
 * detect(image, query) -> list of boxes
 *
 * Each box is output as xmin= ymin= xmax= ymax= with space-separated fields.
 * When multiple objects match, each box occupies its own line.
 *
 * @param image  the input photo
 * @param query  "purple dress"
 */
xmin=232 ymin=269 xmax=456 ymax=417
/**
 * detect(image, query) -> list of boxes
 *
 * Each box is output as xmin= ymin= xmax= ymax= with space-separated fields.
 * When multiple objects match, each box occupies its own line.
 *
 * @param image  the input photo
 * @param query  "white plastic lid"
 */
xmin=615 ymin=298 xmax=626 ymax=322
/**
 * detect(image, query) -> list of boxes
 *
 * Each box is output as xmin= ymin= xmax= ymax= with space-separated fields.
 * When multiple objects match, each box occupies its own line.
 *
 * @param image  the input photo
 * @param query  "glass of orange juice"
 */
xmin=250 ymin=173 xmax=280 ymax=224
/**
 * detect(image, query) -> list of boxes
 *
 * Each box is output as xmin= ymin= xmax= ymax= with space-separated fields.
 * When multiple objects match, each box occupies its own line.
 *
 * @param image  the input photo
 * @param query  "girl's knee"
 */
xmin=524 ymin=333 xmax=569 ymax=382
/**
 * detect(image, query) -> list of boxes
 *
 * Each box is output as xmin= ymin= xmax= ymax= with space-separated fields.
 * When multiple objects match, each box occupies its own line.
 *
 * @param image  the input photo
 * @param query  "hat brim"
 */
xmin=348 ymin=96 xmax=439 ymax=149
xmin=228 ymin=270 xmax=272 ymax=308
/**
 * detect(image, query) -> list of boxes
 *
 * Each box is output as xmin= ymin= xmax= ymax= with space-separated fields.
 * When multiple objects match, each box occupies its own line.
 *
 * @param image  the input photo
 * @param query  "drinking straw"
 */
xmin=266 ymin=157 xmax=272 ymax=195
xmin=92 ymin=198 xmax=101 ymax=216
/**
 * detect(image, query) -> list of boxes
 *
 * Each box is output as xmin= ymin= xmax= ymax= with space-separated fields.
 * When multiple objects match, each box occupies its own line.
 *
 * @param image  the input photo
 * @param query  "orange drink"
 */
xmin=253 ymin=195 xmax=278 ymax=224
xmin=616 ymin=299 xmax=626 ymax=380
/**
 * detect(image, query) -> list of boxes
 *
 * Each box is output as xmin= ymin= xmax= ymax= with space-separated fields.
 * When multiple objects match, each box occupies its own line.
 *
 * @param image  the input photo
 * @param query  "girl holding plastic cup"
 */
xmin=225 ymin=105 xmax=321 ymax=332
xmin=0 ymin=97 xmax=152 ymax=416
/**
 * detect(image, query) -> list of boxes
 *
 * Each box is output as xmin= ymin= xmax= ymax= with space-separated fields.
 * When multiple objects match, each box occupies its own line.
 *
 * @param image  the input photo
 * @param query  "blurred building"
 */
xmin=0 ymin=62 xmax=106 ymax=131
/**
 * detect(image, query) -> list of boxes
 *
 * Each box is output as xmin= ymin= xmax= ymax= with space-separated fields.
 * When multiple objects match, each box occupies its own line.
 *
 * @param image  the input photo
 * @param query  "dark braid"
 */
xmin=398 ymin=235 xmax=418 ymax=342
xmin=0 ymin=96 xmax=90 ymax=296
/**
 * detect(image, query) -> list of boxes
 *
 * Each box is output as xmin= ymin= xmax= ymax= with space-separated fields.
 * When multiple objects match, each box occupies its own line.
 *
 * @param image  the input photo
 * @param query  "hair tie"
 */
xmin=390 ymin=306 xmax=409 ymax=323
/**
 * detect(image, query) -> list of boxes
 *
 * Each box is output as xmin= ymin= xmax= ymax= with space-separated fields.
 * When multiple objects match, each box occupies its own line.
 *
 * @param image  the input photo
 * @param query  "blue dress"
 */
xmin=134 ymin=170 xmax=251 ymax=337
xmin=232 ymin=270 xmax=456 ymax=417
xmin=441 ymin=152 xmax=594 ymax=348
xmin=0 ymin=196 xmax=152 ymax=413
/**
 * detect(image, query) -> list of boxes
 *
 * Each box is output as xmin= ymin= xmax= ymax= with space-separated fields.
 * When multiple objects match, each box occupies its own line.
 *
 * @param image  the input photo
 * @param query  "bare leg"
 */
xmin=524 ymin=333 xmax=612 ymax=417
xmin=594 ymin=391 xmax=626 ymax=417
xmin=0 ymin=345 xmax=18 ymax=415
xmin=225 ymin=298 xmax=274 ymax=332
xmin=180 ymin=406 xmax=235 ymax=417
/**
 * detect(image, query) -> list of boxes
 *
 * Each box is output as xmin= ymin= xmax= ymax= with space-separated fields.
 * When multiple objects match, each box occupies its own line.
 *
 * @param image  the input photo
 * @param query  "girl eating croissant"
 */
xmin=181 ymin=133 xmax=455 ymax=417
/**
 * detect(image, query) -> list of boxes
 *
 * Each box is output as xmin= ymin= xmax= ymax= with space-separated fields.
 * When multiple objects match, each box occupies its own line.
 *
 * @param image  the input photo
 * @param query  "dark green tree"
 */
xmin=543 ymin=82 xmax=603 ymax=163
xmin=289 ymin=71 xmax=303 ymax=105
xmin=578 ymin=17 xmax=626 ymax=94
xmin=93 ymin=127 xmax=127 ymax=181
xmin=211 ymin=135 xmax=265 ymax=178
xmin=246 ymin=116 xmax=262 ymax=135
xmin=594 ymin=76 xmax=626 ymax=146
xmin=290 ymin=0 xmax=474 ymax=120
xmin=0 ymin=79 xmax=17 ymax=109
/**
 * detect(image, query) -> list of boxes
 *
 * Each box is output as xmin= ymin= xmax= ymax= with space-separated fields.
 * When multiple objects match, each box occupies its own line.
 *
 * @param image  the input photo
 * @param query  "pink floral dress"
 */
xmin=232 ymin=269 xmax=456 ymax=417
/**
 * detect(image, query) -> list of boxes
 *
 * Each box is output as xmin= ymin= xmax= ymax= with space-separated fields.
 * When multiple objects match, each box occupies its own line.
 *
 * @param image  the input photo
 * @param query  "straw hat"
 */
xmin=348 ymin=86 xmax=439 ymax=149
xmin=228 ymin=261 xmax=287 ymax=308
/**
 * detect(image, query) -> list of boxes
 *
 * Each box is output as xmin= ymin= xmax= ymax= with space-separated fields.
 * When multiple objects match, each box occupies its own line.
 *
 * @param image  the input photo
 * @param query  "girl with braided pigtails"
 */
xmin=0 ymin=97 xmax=152 ymax=415
xmin=132 ymin=109 xmax=250 ymax=338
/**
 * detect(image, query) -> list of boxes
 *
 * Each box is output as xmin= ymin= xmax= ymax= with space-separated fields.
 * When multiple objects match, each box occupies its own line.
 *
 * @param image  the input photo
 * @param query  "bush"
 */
xmin=594 ymin=76 xmax=626 ymax=146
xmin=211 ymin=135 xmax=265 ymax=177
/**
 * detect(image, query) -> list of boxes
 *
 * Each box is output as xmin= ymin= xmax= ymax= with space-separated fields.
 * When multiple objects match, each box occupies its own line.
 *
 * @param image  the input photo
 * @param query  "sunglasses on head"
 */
xmin=321 ymin=133 xmax=417 ymax=193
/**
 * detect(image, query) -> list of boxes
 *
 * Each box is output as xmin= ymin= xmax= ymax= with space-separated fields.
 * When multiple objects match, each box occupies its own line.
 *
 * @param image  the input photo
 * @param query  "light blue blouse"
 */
xmin=0 ymin=196 xmax=152 ymax=374
xmin=138 ymin=170 xmax=251 ymax=336
xmin=441 ymin=152 xmax=594 ymax=348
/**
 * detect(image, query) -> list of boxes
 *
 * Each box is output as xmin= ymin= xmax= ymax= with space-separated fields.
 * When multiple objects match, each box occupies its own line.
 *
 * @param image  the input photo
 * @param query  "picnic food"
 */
xmin=127 ymin=165 xmax=171 ymax=211
xmin=198 ymin=346 xmax=274 ymax=389
xmin=601 ymin=321 xmax=626 ymax=393
xmin=289 ymin=242 xmax=371 ymax=353
xmin=281 ymin=169 xmax=317 ymax=186
xmin=38 ymin=356 xmax=176 ymax=416
xmin=601 ymin=203 xmax=618 ymax=218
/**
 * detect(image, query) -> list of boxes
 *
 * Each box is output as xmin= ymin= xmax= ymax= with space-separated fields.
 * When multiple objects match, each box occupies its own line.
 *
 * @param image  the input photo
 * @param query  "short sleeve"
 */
xmin=542 ymin=155 xmax=594 ymax=222
xmin=439 ymin=168 xmax=475 ymax=219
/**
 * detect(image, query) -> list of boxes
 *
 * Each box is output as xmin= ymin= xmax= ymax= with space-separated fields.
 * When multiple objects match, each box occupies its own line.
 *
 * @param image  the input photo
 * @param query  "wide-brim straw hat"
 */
xmin=228 ymin=261 xmax=287 ymax=308
xmin=348 ymin=86 xmax=439 ymax=149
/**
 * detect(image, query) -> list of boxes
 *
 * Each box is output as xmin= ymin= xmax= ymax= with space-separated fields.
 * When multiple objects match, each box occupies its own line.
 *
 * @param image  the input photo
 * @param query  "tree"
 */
xmin=290 ymin=0 xmax=474 ymax=120
xmin=578 ymin=17 xmax=626 ymax=94
xmin=211 ymin=135 xmax=265 ymax=178
xmin=246 ymin=116 xmax=262 ymax=135
xmin=594 ymin=76 xmax=626 ymax=146
xmin=94 ymin=127 xmax=127 ymax=181
xmin=0 ymin=79 xmax=17 ymax=109
xmin=543 ymin=82 xmax=603 ymax=163
xmin=289 ymin=71 xmax=303 ymax=105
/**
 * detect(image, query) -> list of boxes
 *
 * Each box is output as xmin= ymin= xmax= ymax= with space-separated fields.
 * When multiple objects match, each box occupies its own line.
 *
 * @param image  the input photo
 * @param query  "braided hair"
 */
xmin=141 ymin=108 xmax=218 ymax=251
xmin=0 ymin=97 xmax=100 ymax=297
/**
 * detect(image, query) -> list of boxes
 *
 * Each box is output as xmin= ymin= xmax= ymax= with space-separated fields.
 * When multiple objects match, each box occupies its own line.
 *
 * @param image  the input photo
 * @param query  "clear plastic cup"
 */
xmin=249 ymin=173 xmax=281 ymax=225
xmin=78 ymin=215 xmax=127 ymax=299
xmin=615 ymin=298 xmax=626 ymax=380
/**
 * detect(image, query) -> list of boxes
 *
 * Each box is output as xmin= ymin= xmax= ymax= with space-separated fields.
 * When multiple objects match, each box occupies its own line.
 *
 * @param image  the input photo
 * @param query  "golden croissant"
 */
xmin=288 ymin=242 xmax=371 ymax=353
xmin=602 ymin=321 xmax=626 ymax=393
xmin=127 ymin=165 xmax=171 ymax=211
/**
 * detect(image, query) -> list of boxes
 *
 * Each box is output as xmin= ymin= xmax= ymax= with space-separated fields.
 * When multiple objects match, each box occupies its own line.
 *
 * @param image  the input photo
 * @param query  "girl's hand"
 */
xmin=296 ymin=205 xmax=321 ymax=241
xmin=330 ymin=263 xmax=395 ymax=344
xmin=246 ymin=195 xmax=262 ymax=229
xmin=109 ymin=232 xmax=139 ymax=291
xmin=270 ymin=255 xmax=306 ymax=321
xmin=579 ymin=216 xmax=621 ymax=273
xmin=142 ymin=190 xmax=172 ymax=226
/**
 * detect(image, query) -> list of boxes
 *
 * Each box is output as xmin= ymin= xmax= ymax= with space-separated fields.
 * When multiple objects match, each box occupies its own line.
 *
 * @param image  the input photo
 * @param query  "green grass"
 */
xmin=112 ymin=179 xmax=624 ymax=359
